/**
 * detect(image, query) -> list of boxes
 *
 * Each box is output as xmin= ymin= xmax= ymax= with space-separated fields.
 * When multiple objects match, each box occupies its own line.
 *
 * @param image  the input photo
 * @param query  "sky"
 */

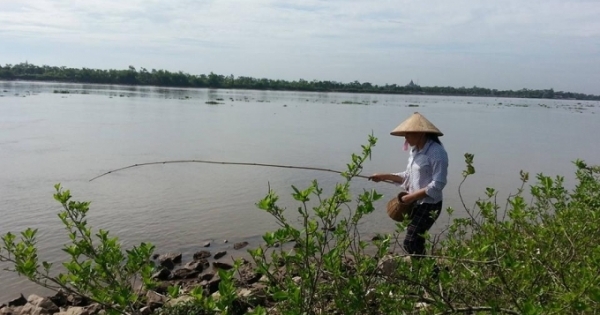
xmin=1 ymin=0 xmax=599 ymax=94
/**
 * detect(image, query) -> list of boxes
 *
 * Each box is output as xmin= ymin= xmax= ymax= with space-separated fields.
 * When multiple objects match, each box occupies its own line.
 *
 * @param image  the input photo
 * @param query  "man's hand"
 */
xmin=401 ymin=194 xmax=413 ymax=204
xmin=368 ymin=174 xmax=386 ymax=182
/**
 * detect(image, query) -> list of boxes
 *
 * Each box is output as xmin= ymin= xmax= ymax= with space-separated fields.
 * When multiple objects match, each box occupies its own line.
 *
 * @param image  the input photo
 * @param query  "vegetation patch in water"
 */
xmin=341 ymin=101 xmax=364 ymax=105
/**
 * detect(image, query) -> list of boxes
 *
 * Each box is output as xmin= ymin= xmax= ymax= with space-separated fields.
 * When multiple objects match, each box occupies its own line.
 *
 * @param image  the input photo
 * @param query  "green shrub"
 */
xmin=432 ymin=157 xmax=600 ymax=314
xmin=152 ymin=300 xmax=215 ymax=315
xmin=249 ymin=137 xmax=600 ymax=314
xmin=1 ymin=184 xmax=157 ymax=315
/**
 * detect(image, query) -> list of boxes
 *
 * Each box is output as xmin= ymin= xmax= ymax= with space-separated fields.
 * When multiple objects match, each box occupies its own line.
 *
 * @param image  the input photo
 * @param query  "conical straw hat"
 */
xmin=390 ymin=112 xmax=443 ymax=136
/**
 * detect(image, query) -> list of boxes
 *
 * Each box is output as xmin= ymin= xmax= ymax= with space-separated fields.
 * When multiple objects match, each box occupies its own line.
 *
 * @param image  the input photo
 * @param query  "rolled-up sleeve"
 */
xmin=425 ymin=153 xmax=448 ymax=200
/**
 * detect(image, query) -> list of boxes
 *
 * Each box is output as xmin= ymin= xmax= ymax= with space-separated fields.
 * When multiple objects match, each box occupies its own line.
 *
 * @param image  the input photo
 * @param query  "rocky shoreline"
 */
xmin=0 ymin=233 xmax=404 ymax=315
xmin=0 ymin=239 xmax=259 ymax=315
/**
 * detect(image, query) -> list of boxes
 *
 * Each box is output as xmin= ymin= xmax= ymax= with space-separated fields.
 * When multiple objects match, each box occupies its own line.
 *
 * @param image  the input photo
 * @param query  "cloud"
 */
xmin=1 ymin=0 xmax=599 ymax=93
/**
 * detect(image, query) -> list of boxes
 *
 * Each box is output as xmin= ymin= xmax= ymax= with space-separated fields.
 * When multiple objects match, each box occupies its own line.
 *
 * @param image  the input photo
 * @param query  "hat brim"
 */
xmin=390 ymin=130 xmax=444 ymax=137
xmin=390 ymin=112 xmax=443 ymax=137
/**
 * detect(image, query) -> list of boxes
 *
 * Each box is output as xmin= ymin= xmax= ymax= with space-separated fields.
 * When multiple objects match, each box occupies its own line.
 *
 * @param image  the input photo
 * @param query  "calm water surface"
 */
xmin=1 ymin=81 xmax=599 ymax=301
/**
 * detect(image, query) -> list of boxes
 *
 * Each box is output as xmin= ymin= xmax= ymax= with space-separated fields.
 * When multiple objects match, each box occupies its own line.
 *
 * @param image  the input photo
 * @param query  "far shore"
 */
xmin=2 ymin=78 xmax=597 ymax=102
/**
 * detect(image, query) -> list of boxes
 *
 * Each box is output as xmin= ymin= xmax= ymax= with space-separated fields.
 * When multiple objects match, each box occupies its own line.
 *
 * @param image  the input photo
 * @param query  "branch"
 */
xmin=435 ymin=306 xmax=520 ymax=315
xmin=400 ymin=253 xmax=499 ymax=265
xmin=2 ymin=254 xmax=123 ymax=315
xmin=389 ymin=273 xmax=456 ymax=312
xmin=457 ymin=176 xmax=481 ymax=228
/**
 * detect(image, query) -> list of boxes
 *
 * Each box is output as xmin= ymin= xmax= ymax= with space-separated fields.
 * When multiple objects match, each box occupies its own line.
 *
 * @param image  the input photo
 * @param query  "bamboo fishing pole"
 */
xmin=88 ymin=159 xmax=395 ymax=184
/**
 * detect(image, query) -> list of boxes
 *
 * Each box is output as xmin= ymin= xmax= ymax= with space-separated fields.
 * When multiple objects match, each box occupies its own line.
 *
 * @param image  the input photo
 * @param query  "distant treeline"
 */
xmin=1 ymin=62 xmax=599 ymax=100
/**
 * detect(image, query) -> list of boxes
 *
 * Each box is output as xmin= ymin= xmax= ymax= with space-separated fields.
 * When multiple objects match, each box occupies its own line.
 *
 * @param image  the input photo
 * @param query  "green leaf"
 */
xmin=42 ymin=261 xmax=52 ymax=271
xmin=589 ymin=287 xmax=600 ymax=303
xmin=272 ymin=291 xmax=288 ymax=301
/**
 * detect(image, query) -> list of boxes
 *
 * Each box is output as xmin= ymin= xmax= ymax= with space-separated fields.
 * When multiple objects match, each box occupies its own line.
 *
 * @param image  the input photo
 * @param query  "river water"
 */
xmin=1 ymin=81 xmax=599 ymax=302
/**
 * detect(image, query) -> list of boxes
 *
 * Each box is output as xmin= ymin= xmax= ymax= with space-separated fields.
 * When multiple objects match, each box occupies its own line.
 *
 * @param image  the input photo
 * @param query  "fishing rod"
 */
xmin=88 ymin=159 xmax=395 ymax=184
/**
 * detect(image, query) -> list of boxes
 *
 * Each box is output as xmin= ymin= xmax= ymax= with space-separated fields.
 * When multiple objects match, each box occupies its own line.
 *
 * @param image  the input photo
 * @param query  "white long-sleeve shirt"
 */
xmin=393 ymin=139 xmax=449 ymax=205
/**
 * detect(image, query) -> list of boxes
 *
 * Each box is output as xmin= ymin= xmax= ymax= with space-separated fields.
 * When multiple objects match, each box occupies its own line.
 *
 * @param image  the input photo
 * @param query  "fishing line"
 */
xmin=88 ymin=159 xmax=394 ymax=184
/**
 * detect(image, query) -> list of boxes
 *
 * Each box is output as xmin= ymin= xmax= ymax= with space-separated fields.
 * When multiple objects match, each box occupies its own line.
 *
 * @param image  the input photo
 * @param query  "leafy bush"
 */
xmin=249 ymin=136 xmax=600 ymax=314
xmin=0 ymin=184 xmax=157 ymax=315
xmin=249 ymin=134 xmax=395 ymax=314
xmin=152 ymin=300 xmax=215 ymax=315
xmin=431 ymin=157 xmax=600 ymax=314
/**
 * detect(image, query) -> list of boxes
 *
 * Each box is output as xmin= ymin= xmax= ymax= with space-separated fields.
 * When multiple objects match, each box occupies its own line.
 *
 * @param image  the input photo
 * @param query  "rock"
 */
xmin=152 ymin=253 xmax=160 ymax=260
xmin=202 ymin=241 xmax=211 ymax=248
xmin=157 ymin=253 xmax=182 ymax=265
xmin=85 ymin=303 xmax=102 ymax=314
xmin=376 ymin=254 xmax=410 ymax=277
xmin=200 ymin=272 xmax=215 ymax=281
xmin=153 ymin=282 xmax=170 ymax=295
xmin=55 ymin=306 xmax=89 ymax=315
xmin=166 ymin=296 xmax=193 ymax=307
xmin=233 ymin=242 xmax=249 ymax=250
xmin=377 ymin=255 xmax=398 ymax=277
xmin=415 ymin=302 xmax=430 ymax=310
xmin=184 ymin=259 xmax=208 ymax=272
xmin=223 ymin=239 xmax=228 ymax=243
xmin=212 ymin=262 xmax=233 ymax=270
xmin=192 ymin=250 xmax=211 ymax=260
xmin=11 ymin=303 xmax=44 ymax=315
xmin=27 ymin=294 xmax=59 ymax=313
xmin=207 ymin=277 xmax=221 ymax=294
xmin=67 ymin=294 xmax=85 ymax=307
xmin=152 ymin=268 xmax=172 ymax=281
xmin=173 ymin=268 xmax=200 ymax=280
xmin=7 ymin=295 xmax=27 ymax=307
xmin=238 ymin=283 xmax=267 ymax=306
xmin=252 ymin=283 xmax=268 ymax=294
xmin=213 ymin=251 xmax=227 ymax=260
xmin=160 ymin=259 xmax=175 ymax=270
xmin=146 ymin=291 xmax=166 ymax=310
xmin=237 ymin=288 xmax=252 ymax=298
xmin=0 ymin=306 xmax=18 ymax=315
xmin=139 ymin=306 xmax=152 ymax=315
xmin=8 ymin=306 xmax=29 ymax=315
xmin=275 ymin=257 xmax=286 ymax=267
xmin=258 ymin=275 xmax=269 ymax=283
xmin=49 ymin=291 xmax=68 ymax=307
xmin=239 ymin=264 xmax=262 ymax=284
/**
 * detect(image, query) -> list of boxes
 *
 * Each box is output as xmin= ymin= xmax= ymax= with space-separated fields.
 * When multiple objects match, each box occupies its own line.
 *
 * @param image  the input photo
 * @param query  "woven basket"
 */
xmin=386 ymin=192 xmax=415 ymax=222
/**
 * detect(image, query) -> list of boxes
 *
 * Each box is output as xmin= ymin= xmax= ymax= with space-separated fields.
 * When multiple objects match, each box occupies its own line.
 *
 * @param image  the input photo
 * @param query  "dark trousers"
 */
xmin=403 ymin=201 xmax=442 ymax=256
